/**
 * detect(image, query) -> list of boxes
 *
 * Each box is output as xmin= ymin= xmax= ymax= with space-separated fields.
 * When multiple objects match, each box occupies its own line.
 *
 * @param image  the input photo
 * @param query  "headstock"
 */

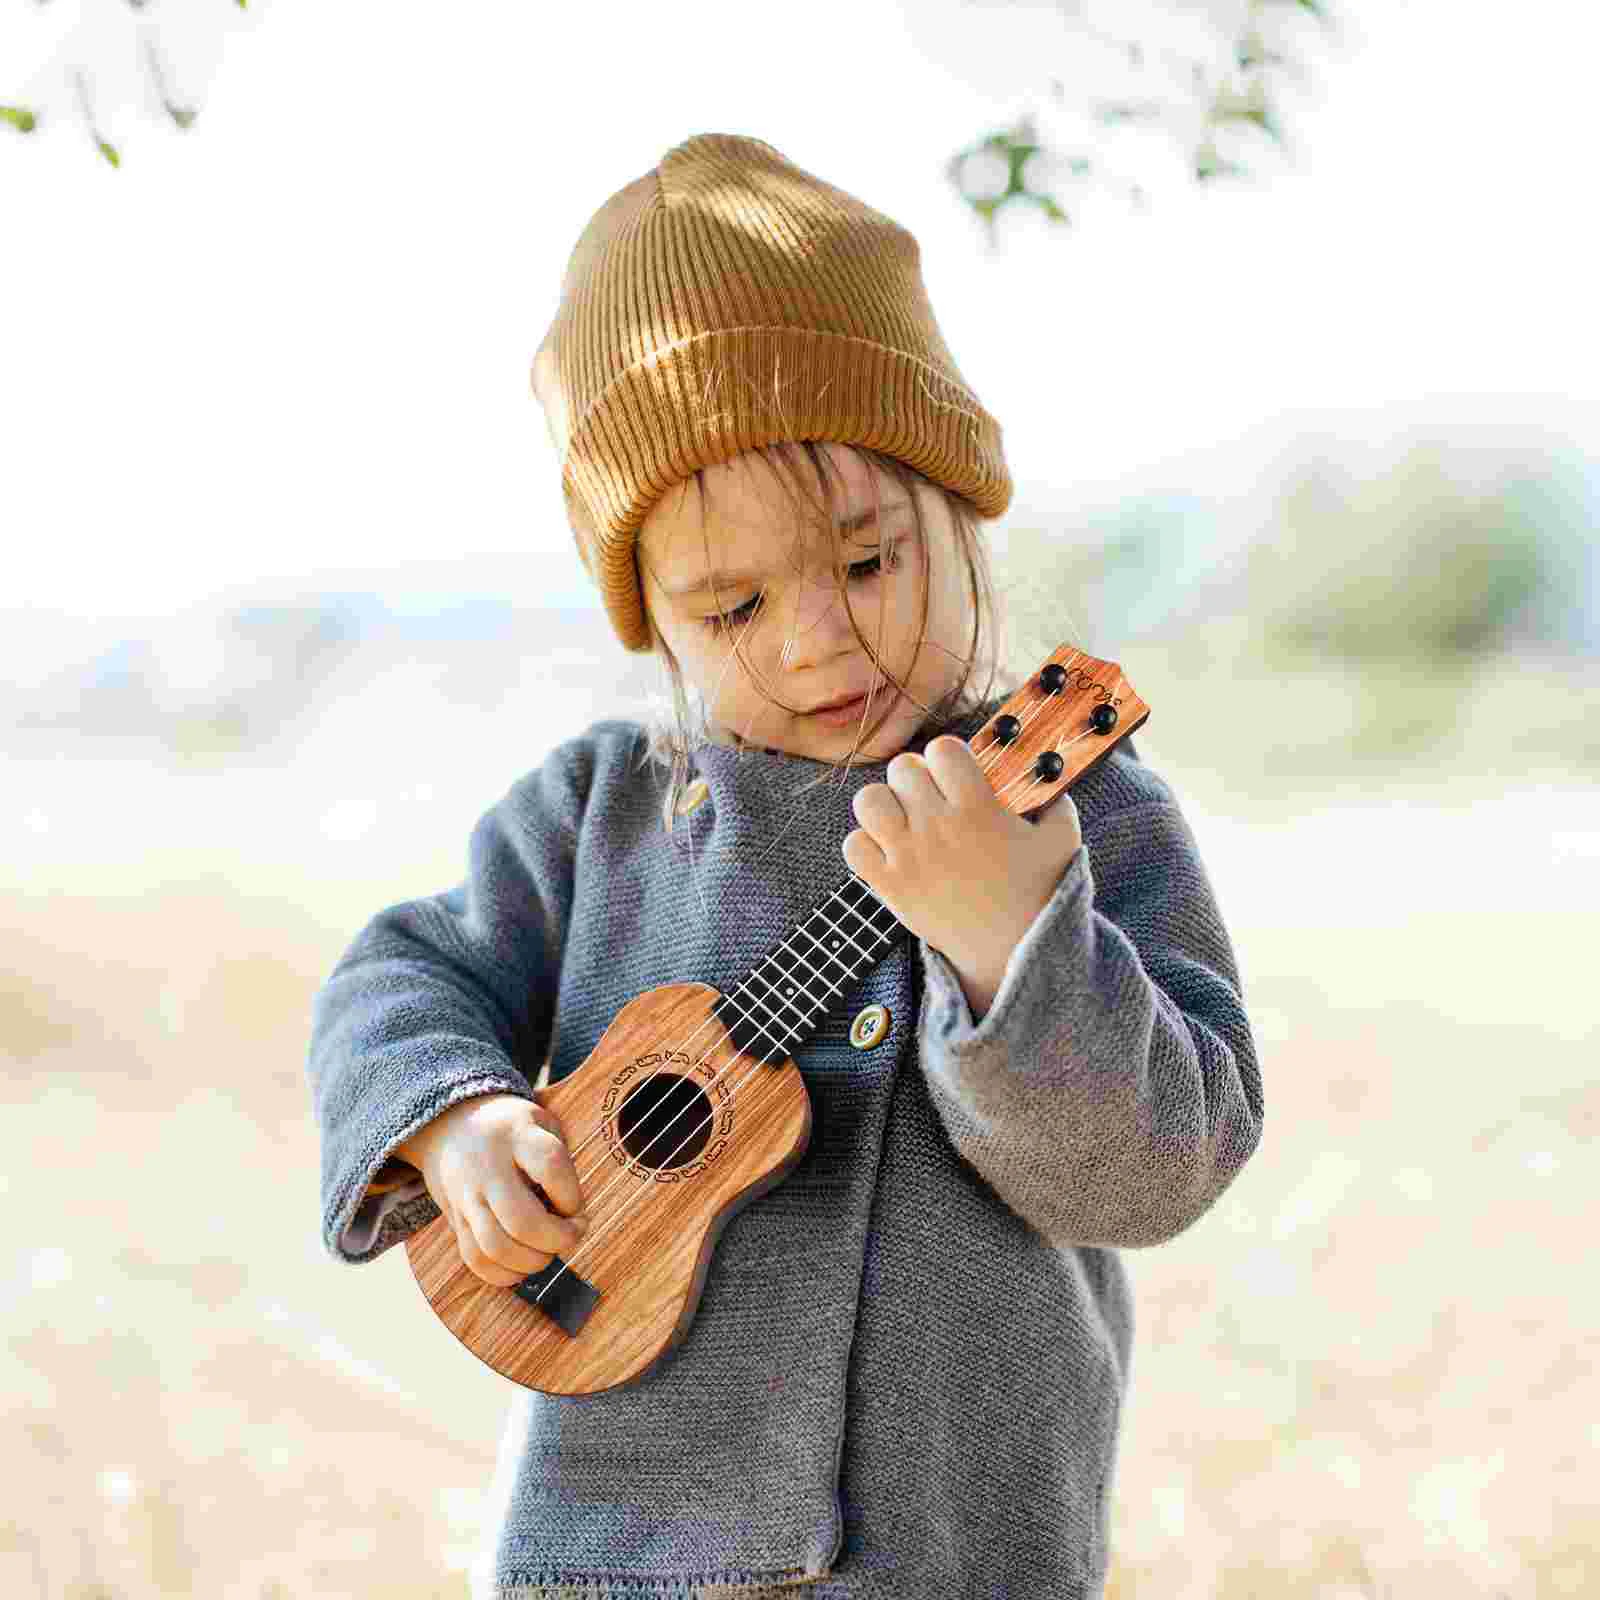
xmin=965 ymin=644 xmax=1149 ymax=818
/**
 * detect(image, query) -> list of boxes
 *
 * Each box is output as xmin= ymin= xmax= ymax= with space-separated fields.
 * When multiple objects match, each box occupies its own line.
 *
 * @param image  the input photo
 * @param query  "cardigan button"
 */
xmin=675 ymin=777 xmax=710 ymax=818
xmin=849 ymin=1003 xmax=891 ymax=1050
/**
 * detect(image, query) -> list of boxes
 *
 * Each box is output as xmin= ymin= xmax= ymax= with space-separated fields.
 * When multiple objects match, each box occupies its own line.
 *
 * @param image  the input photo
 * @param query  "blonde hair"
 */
xmin=632 ymin=439 xmax=1021 ymax=833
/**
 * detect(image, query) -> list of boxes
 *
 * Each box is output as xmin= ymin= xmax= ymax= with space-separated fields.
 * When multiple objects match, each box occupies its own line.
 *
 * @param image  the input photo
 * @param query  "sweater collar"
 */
xmin=678 ymin=692 xmax=1009 ymax=841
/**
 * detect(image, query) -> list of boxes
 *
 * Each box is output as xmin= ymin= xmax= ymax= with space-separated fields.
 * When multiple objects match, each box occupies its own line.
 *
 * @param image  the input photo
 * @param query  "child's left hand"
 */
xmin=842 ymin=735 xmax=1084 ymax=1008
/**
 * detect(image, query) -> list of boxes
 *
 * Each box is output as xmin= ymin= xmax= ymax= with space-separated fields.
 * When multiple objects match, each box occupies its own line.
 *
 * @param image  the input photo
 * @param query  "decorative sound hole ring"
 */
xmin=615 ymin=1073 xmax=714 ymax=1171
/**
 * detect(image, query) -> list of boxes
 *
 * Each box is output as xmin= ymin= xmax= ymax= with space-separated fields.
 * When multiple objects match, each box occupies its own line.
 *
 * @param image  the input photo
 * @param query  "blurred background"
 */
xmin=3 ymin=1 xmax=1596 ymax=1596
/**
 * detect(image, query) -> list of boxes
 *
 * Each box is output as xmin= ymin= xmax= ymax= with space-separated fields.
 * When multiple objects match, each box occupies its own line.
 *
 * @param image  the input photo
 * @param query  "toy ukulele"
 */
xmin=371 ymin=644 xmax=1149 ymax=1394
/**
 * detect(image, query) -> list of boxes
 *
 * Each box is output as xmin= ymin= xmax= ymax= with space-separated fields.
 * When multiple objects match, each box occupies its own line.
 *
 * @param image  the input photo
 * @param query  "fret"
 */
xmin=712 ymin=977 xmax=807 ymax=1066
xmin=770 ymin=929 xmax=853 ymax=997
xmin=821 ymin=879 xmax=900 ymax=952
xmin=714 ymin=873 xmax=910 ymax=1064
xmin=754 ymin=946 xmax=837 ymax=1021
xmin=745 ymin=959 xmax=825 ymax=1038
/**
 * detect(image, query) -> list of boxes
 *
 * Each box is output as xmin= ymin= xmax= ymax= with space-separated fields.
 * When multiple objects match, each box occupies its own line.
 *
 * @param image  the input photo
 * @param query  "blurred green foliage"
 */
xmin=947 ymin=0 xmax=1342 ymax=246
xmin=1001 ymin=433 xmax=1598 ymax=776
xmin=1247 ymin=441 xmax=1596 ymax=668
xmin=1012 ymin=434 xmax=1597 ymax=667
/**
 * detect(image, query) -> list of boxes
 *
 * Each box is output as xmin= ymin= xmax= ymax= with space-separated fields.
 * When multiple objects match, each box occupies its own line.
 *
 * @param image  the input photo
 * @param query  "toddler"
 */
xmin=306 ymin=131 xmax=1264 ymax=1600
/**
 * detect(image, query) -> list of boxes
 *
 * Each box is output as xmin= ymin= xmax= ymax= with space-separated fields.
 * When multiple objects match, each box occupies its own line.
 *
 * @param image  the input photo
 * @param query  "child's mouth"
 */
xmin=807 ymin=688 xmax=894 ymax=728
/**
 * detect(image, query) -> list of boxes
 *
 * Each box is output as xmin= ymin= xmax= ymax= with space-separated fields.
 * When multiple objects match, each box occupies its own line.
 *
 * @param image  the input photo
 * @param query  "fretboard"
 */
xmin=711 ymin=875 xmax=904 ymax=1064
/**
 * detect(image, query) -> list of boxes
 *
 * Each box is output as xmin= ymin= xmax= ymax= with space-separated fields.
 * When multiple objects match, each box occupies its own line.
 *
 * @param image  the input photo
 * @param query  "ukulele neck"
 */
xmin=711 ymin=875 xmax=904 ymax=1065
xmin=706 ymin=644 xmax=1153 ymax=1069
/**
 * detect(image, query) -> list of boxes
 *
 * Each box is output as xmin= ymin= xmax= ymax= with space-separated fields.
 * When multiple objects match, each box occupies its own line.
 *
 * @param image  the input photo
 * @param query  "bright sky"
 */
xmin=2 ymin=0 xmax=1595 ymax=625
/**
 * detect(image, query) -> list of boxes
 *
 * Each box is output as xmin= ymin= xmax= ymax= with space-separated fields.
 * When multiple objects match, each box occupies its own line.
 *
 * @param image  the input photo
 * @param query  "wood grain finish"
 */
xmin=403 ymin=981 xmax=810 ymax=1395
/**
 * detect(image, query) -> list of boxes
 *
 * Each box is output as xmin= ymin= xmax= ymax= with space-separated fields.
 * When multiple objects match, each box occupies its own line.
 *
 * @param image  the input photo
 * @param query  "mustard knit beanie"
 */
xmin=531 ymin=131 xmax=1014 ymax=653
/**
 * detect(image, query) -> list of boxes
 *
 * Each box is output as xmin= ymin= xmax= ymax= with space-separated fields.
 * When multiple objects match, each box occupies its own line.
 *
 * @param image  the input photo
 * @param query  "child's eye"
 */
xmin=704 ymin=591 xmax=763 ymax=632
xmin=703 ymin=548 xmax=895 ymax=633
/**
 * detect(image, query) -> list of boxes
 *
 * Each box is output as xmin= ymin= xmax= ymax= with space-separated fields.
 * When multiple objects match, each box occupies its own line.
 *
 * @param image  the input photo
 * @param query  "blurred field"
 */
xmin=3 ymin=631 xmax=1597 ymax=1599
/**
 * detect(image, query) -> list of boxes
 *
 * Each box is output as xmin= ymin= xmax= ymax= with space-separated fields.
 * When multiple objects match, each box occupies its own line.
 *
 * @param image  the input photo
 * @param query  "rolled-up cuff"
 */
xmin=325 ymin=1077 xmax=534 ymax=1264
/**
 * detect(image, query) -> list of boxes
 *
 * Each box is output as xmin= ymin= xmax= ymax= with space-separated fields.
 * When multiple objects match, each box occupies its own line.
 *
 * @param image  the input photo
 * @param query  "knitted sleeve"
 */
xmin=915 ymin=795 xmax=1263 ymax=1251
xmin=304 ymin=737 xmax=591 ymax=1265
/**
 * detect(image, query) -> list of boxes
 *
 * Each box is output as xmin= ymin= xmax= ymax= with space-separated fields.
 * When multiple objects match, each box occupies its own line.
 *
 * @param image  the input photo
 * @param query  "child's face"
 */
xmin=638 ymin=443 xmax=971 ymax=762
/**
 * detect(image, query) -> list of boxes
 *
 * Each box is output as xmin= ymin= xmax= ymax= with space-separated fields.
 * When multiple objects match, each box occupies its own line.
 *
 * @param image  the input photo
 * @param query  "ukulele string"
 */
xmin=999 ymin=652 xmax=1122 ymax=813
xmin=982 ymin=652 xmax=1077 ymax=783
xmin=527 ymin=665 xmax=1086 ymax=1306
xmin=566 ymin=692 xmax=1085 ymax=1198
xmin=560 ymin=863 xmax=907 ymax=1218
xmin=982 ymin=653 xmax=1091 ymax=807
xmin=576 ymin=679 xmax=913 ymax=1166
xmin=553 ymin=701 xmax=1023 ymax=1183
xmin=556 ymin=836 xmax=910 ymax=1178
xmin=561 ymin=892 xmax=870 ymax=1208
xmin=996 ymin=726 xmax=1094 ymax=807
xmin=563 ymin=695 xmax=1042 ymax=1193
xmin=527 ymin=871 xmax=906 ymax=1304
xmin=529 ymin=711 xmax=1020 ymax=1304
xmin=528 ymin=682 xmax=1081 ymax=1303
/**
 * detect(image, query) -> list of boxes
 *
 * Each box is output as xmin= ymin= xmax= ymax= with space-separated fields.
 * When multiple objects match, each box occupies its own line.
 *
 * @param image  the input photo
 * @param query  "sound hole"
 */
xmin=616 ymin=1073 xmax=713 ymax=1171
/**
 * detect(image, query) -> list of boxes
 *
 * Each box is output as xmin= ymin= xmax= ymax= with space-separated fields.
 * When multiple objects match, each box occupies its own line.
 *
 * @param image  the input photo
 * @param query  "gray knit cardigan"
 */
xmin=305 ymin=694 xmax=1263 ymax=1599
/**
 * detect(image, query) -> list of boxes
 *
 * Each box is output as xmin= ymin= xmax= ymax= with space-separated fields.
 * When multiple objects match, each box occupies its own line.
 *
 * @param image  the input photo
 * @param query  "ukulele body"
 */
xmin=403 ymin=980 xmax=811 ymax=1396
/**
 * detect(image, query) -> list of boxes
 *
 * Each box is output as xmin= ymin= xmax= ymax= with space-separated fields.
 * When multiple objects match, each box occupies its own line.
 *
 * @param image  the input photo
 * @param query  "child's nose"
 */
xmin=783 ymin=577 xmax=864 ymax=650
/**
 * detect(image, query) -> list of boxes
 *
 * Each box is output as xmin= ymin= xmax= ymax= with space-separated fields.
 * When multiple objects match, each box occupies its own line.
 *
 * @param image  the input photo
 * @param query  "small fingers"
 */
xmin=455 ymin=1191 xmax=539 ymax=1287
xmin=883 ymin=750 xmax=945 ymax=817
xmin=851 ymin=781 xmax=908 ymax=842
xmin=514 ymin=1120 xmax=588 ymax=1225
xmin=460 ymin=1183 xmax=589 ymax=1287
xmin=526 ymin=1096 xmax=571 ymax=1145
xmin=494 ymin=1172 xmax=588 ymax=1256
xmin=923 ymin=735 xmax=996 ymax=808
xmin=842 ymin=825 xmax=887 ymax=880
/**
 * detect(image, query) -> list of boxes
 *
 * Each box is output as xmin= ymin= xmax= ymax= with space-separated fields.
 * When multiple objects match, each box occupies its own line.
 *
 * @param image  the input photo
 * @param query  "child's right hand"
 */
xmin=396 ymin=1092 xmax=591 ymax=1287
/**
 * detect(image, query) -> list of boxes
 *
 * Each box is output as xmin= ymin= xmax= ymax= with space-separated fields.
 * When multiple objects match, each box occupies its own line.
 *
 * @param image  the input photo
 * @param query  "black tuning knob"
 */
xmin=992 ymin=713 xmax=1021 ymax=744
xmin=1033 ymin=749 xmax=1064 ymax=782
xmin=1089 ymin=703 xmax=1118 ymax=734
xmin=1039 ymin=663 xmax=1067 ymax=694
